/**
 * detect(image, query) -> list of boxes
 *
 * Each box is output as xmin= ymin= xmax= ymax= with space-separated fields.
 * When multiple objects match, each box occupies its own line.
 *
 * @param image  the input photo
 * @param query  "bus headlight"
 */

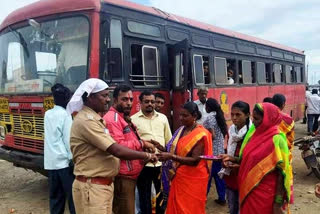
xmin=0 ymin=126 xmax=5 ymax=139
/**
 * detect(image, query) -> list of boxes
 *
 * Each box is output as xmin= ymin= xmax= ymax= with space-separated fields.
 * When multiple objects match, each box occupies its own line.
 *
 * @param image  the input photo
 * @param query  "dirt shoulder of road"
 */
xmin=0 ymin=122 xmax=319 ymax=214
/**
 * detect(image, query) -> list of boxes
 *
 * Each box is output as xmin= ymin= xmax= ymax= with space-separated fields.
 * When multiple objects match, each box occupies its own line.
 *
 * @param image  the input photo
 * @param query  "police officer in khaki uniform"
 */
xmin=67 ymin=78 xmax=157 ymax=214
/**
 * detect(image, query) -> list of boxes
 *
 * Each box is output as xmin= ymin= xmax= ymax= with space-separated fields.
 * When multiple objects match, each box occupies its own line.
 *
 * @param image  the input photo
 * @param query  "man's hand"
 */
xmin=315 ymin=183 xmax=320 ymax=198
xmin=144 ymin=153 xmax=158 ymax=164
xmin=143 ymin=140 xmax=156 ymax=153
xmin=150 ymin=139 xmax=166 ymax=152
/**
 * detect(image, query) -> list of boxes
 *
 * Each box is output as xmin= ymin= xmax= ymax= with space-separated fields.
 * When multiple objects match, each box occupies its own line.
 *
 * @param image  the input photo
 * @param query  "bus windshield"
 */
xmin=0 ymin=16 xmax=89 ymax=94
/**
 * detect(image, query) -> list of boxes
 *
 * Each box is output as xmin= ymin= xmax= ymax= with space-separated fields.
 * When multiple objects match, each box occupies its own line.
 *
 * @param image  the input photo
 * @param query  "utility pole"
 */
xmin=306 ymin=63 xmax=309 ymax=84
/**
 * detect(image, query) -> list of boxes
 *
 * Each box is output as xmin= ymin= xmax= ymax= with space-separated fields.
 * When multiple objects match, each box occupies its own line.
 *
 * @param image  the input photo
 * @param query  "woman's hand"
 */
xmin=315 ymin=183 xmax=320 ymax=198
xmin=227 ymin=163 xmax=240 ymax=168
xmin=219 ymin=154 xmax=238 ymax=168
xmin=157 ymin=152 xmax=173 ymax=162
xmin=273 ymin=203 xmax=284 ymax=214
xmin=143 ymin=140 xmax=156 ymax=153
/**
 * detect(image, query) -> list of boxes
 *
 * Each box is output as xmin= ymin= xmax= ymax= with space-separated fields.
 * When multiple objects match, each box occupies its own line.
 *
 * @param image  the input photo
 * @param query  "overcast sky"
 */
xmin=1 ymin=0 xmax=319 ymax=83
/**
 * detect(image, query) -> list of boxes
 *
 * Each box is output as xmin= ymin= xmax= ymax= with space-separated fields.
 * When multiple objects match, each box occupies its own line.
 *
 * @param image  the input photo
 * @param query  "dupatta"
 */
xmin=279 ymin=112 xmax=295 ymax=204
xmin=238 ymin=103 xmax=292 ymax=210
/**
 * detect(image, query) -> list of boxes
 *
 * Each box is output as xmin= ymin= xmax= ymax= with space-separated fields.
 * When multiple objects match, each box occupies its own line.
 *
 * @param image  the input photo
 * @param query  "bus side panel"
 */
xmin=172 ymin=91 xmax=189 ymax=131
xmin=255 ymin=86 xmax=271 ymax=104
xmin=294 ymin=84 xmax=305 ymax=120
xmin=89 ymin=12 xmax=100 ymax=78
xmin=282 ymin=85 xmax=296 ymax=117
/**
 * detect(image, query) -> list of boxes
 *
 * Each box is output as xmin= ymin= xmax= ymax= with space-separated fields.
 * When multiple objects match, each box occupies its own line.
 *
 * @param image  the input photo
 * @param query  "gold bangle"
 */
xmin=144 ymin=152 xmax=150 ymax=161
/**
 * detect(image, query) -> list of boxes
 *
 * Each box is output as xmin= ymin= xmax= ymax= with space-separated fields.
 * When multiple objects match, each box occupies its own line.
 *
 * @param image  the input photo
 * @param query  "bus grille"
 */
xmin=0 ymin=113 xmax=11 ymax=122
xmin=13 ymin=136 xmax=43 ymax=154
xmin=12 ymin=115 xmax=44 ymax=139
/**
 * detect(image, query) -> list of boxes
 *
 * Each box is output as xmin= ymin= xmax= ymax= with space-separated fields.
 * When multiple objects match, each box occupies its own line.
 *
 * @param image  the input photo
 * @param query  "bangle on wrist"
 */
xmin=140 ymin=140 xmax=145 ymax=148
xmin=274 ymin=195 xmax=283 ymax=204
xmin=172 ymin=154 xmax=177 ymax=161
xmin=144 ymin=152 xmax=150 ymax=161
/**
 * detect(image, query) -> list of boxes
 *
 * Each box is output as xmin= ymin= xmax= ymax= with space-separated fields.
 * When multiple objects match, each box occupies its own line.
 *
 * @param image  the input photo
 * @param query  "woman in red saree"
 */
xmin=222 ymin=103 xmax=292 ymax=214
xmin=157 ymin=102 xmax=213 ymax=214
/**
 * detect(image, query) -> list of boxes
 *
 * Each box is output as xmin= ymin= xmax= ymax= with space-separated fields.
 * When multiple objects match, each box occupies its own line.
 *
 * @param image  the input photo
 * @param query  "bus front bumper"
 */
xmin=0 ymin=146 xmax=44 ymax=173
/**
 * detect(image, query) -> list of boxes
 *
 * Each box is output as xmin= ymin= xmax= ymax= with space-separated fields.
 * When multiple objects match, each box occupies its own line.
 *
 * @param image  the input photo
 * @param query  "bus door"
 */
xmin=168 ymin=39 xmax=191 ymax=130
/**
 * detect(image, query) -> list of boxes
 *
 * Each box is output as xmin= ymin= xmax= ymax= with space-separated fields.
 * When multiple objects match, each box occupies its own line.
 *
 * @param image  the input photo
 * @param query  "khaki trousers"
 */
xmin=113 ymin=177 xmax=137 ymax=214
xmin=72 ymin=179 xmax=114 ymax=214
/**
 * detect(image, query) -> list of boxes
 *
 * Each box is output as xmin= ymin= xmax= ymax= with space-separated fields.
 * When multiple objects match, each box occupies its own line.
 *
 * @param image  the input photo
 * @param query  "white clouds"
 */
xmin=149 ymin=0 xmax=319 ymax=48
xmin=0 ymin=0 xmax=39 ymax=24
xmin=306 ymin=50 xmax=320 ymax=65
xmin=148 ymin=0 xmax=320 ymax=82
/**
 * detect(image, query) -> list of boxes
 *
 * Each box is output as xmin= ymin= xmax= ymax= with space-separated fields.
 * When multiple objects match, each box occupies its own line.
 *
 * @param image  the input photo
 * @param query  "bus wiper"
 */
xmin=7 ymin=25 xmax=30 ymax=58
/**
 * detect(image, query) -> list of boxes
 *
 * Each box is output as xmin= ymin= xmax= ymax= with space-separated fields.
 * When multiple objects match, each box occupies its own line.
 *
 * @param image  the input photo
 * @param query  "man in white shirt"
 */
xmin=303 ymin=86 xmax=312 ymax=124
xmin=227 ymin=68 xmax=235 ymax=84
xmin=131 ymin=90 xmax=172 ymax=214
xmin=306 ymin=89 xmax=320 ymax=134
xmin=194 ymin=86 xmax=209 ymax=125
xmin=44 ymin=84 xmax=75 ymax=214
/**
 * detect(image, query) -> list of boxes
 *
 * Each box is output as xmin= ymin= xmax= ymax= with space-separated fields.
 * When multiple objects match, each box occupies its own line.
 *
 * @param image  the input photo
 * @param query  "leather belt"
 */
xmin=76 ymin=176 xmax=113 ymax=186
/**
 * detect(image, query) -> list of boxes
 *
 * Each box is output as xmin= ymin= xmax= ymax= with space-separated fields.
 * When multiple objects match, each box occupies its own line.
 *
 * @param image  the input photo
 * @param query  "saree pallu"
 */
xmin=238 ymin=103 xmax=291 ymax=214
xmin=165 ymin=125 xmax=212 ymax=214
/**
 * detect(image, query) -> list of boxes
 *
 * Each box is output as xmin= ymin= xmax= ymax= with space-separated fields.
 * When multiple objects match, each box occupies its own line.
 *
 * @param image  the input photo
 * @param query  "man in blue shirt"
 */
xmin=44 ymin=83 xmax=75 ymax=214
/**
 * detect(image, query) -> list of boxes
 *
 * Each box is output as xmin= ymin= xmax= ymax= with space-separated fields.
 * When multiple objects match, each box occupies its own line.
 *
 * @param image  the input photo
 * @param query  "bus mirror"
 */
xmin=29 ymin=19 xmax=41 ymax=31
xmin=106 ymin=48 xmax=122 ymax=81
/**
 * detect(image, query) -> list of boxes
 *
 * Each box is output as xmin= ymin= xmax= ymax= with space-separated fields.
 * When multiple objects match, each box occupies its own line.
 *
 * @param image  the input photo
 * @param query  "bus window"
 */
xmin=108 ymin=19 xmax=123 ymax=79
xmin=128 ymin=21 xmax=161 ymax=37
xmin=285 ymin=65 xmax=293 ymax=83
xmin=193 ymin=55 xmax=204 ymax=84
xmin=193 ymin=55 xmax=210 ymax=84
xmin=174 ymin=52 xmax=183 ymax=88
xmin=295 ymin=66 xmax=303 ymax=82
xmin=203 ymin=56 xmax=210 ymax=84
xmin=6 ymin=42 xmax=25 ymax=83
xmin=35 ymin=52 xmax=57 ymax=85
xmin=257 ymin=62 xmax=266 ymax=84
xmin=110 ymin=19 xmax=123 ymax=53
xmin=227 ymin=59 xmax=236 ymax=84
xmin=239 ymin=60 xmax=253 ymax=84
xmin=214 ymin=57 xmax=227 ymax=84
xmin=0 ymin=16 xmax=90 ymax=94
xmin=265 ymin=63 xmax=272 ymax=83
xmin=273 ymin=64 xmax=282 ymax=84
xmin=131 ymin=44 xmax=160 ymax=86
xmin=251 ymin=61 xmax=256 ymax=83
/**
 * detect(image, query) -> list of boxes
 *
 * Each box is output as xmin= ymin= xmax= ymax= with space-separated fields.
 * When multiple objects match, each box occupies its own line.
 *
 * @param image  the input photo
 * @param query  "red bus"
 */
xmin=0 ymin=0 xmax=305 ymax=172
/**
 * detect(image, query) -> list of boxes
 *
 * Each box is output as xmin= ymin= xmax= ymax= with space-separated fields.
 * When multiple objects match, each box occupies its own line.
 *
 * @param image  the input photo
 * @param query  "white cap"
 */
xmin=66 ymin=78 xmax=109 ymax=114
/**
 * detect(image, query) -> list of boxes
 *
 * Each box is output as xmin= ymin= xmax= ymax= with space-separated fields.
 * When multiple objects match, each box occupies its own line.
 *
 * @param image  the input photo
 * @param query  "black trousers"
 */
xmin=48 ymin=167 xmax=76 ymax=214
xmin=137 ymin=166 xmax=163 ymax=214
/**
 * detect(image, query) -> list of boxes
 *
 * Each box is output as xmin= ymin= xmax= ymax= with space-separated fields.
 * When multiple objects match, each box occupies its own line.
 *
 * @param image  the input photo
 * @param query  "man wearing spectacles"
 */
xmin=131 ymin=90 xmax=172 ymax=214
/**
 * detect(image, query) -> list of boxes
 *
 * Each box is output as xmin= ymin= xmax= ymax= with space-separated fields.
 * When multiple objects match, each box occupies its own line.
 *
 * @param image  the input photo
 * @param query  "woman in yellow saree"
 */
xmin=157 ymin=102 xmax=213 ymax=214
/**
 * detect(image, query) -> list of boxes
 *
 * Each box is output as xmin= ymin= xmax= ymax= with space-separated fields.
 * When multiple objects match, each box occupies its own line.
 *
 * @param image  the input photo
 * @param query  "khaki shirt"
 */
xmin=70 ymin=106 xmax=120 ymax=178
xmin=131 ymin=110 xmax=172 ymax=167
